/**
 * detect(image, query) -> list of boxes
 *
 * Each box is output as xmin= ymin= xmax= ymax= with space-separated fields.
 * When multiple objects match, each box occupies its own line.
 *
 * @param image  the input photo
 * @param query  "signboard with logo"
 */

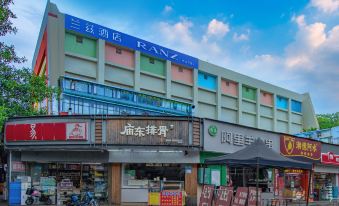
xmin=199 ymin=185 xmax=214 ymax=206
xmin=5 ymin=122 xmax=88 ymax=142
xmin=232 ymin=187 xmax=248 ymax=206
xmin=65 ymin=14 xmax=198 ymax=69
xmin=204 ymin=119 xmax=280 ymax=153
xmin=280 ymin=135 xmax=321 ymax=162
xmin=12 ymin=161 xmax=25 ymax=172
xmin=215 ymin=186 xmax=233 ymax=206
xmin=321 ymin=152 xmax=339 ymax=166
xmin=106 ymin=119 xmax=189 ymax=146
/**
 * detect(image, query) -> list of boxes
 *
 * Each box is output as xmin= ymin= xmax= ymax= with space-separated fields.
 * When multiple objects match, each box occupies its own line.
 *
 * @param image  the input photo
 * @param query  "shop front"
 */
xmin=280 ymin=135 xmax=321 ymax=201
xmin=312 ymin=143 xmax=339 ymax=201
xmin=4 ymin=116 xmax=201 ymax=205
xmin=201 ymin=119 xmax=281 ymax=200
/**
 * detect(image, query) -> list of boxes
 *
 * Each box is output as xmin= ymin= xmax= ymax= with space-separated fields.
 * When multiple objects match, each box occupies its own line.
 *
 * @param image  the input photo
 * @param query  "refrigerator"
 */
xmin=17 ymin=176 xmax=31 ymax=205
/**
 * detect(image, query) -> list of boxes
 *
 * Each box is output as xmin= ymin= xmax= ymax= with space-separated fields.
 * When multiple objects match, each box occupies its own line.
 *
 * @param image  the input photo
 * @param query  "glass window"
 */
xmin=75 ymin=82 xmax=89 ymax=93
xmin=64 ymin=79 xmax=71 ymax=89
xmin=122 ymin=164 xmax=185 ymax=188
xmin=95 ymin=86 xmax=105 ymax=96
xmin=105 ymin=88 xmax=112 ymax=98
xmin=276 ymin=96 xmax=288 ymax=110
xmin=291 ymin=100 xmax=302 ymax=113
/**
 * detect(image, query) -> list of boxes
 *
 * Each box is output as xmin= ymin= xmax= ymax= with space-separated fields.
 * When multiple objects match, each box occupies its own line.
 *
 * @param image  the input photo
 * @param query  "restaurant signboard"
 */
xmin=321 ymin=152 xmax=339 ymax=166
xmin=106 ymin=119 xmax=190 ymax=146
xmin=5 ymin=122 xmax=88 ymax=142
xmin=280 ymin=135 xmax=321 ymax=162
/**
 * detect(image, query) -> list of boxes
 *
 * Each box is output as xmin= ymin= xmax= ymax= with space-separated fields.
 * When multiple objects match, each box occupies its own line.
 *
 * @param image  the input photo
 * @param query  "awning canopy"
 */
xmin=204 ymin=139 xmax=312 ymax=170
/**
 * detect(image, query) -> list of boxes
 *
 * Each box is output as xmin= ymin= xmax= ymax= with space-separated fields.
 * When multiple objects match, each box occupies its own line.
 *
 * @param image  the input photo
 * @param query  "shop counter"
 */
xmin=122 ymin=188 xmax=148 ymax=202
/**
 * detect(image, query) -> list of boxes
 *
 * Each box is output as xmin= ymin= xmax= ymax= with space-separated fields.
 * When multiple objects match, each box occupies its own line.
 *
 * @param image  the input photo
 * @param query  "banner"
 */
xmin=232 ymin=187 xmax=248 ymax=206
xmin=5 ymin=122 xmax=87 ymax=142
xmin=321 ymin=152 xmax=339 ymax=166
xmin=214 ymin=186 xmax=233 ymax=206
xmin=280 ymin=135 xmax=321 ymax=162
xmin=199 ymin=185 xmax=214 ymax=206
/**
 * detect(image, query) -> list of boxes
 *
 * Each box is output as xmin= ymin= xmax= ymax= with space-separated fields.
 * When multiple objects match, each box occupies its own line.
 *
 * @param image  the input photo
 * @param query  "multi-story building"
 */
xmin=296 ymin=126 xmax=339 ymax=144
xmin=33 ymin=2 xmax=318 ymax=134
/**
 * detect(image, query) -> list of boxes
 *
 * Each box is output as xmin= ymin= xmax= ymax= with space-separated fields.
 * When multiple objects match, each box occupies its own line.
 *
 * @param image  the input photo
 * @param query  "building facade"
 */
xmin=33 ymin=2 xmax=318 ymax=135
xmin=296 ymin=126 xmax=339 ymax=144
xmin=4 ymin=115 xmax=201 ymax=205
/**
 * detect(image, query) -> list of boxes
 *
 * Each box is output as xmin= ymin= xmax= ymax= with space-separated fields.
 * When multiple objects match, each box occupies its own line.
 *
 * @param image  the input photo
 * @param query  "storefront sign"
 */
xmin=199 ymin=185 xmax=214 ymax=206
xmin=204 ymin=119 xmax=280 ymax=153
xmin=106 ymin=119 xmax=189 ymax=146
xmin=248 ymin=187 xmax=262 ymax=206
xmin=12 ymin=161 xmax=25 ymax=172
xmin=284 ymin=169 xmax=304 ymax=174
xmin=5 ymin=122 xmax=88 ymax=142
xmin=321 ymin=152 xmax=339 ymax=166
xmin=280 ymin=135 xmax=321 ymax=162
xmin=160 ymin=191 xmax=183 ymax=206
xmin=65 ymin=14 xmax=198 ymax=69
xmin=232 ymin=187 xmax=248 ymax=206
xmin=215 ymin=186 xmax=233 ymax=206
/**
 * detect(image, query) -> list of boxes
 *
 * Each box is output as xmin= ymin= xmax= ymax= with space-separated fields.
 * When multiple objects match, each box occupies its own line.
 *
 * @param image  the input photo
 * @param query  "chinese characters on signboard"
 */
xmin=232 ymin=187 xmax=248 ymax=206
xmin=321 ymin=152 xmax=339 ymax=166
xmin=199 ymin=185 xmax=214 ymax=206
xmin=221 ymin=131 xmax=273 ymax=148
xmin=280 ymin=135 xmax=321 ymax=162
xmin=120 ymin=123 xmax=170 ymax=138
xmin=64 ymin=14 xmax=198 ymax=69
xmin=106 ymin=119 xmax=188 ymax=146
xmin=5 ymin=122 xmax=88 ymax=142
xmin=215 ymin=186 xmax=233 ymax=206
xmin=160 ymin=191 xmax=183 ymax=206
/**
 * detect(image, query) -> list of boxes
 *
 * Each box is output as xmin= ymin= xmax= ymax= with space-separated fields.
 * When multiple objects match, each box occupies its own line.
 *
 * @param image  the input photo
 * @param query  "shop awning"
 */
xmin=204 ymin=138 xmax=312 ymax=170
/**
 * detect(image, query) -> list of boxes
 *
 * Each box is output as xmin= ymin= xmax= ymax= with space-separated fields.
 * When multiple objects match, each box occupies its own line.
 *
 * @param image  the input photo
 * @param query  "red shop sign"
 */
xmin=199 ymin=185 xmax=214 ymax=206
xmin=321 ymin=152 xmax=339 ymax=166
xmin=232 ymin=187 xmax=248 ymax=206
xmin=5 ymin=122 xmax=87 ymax=142
xmin=280 ymin=135 xmax=321 ymax=162
xmin=247 ymin=187 xmax=262 ymax=206
xmin=160 ymin=190 xmax=183 ymax=206
xmin=215 ymin=186 xmax=233 ymax=206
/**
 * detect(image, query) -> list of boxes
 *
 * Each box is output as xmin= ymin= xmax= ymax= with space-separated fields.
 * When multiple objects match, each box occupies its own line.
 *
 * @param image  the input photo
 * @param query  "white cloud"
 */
xmin=233 ymin=30 xmax=250 ymax=42
xmin=157 ymin=18 xmax=229 ymax=65
xmin=162 ymin=5 xmax=173 ymax=14
xmin=292 ymin=15 xmax=306 ymax=27
xmin=206 ymin=19 xmax=230 ymax=38
xmin=310 ymin=0 xmax=339 ymax=14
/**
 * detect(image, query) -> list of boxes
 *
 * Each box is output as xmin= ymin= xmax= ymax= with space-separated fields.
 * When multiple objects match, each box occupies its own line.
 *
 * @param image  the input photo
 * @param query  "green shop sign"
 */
xmin=208 ymin=125 xmax=218 ymax=137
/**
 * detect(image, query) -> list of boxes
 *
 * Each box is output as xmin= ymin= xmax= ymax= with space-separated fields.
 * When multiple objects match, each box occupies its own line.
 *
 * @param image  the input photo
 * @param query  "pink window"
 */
xmin=260 ymin=91 xmax=273 ymax=106
xmin=221 ymin=79 xmax=238 ymax=96
xmin=171 ymin=64 xmax=193 ymax=85
xmin=105 ymin=44 xmax=135 ymax=68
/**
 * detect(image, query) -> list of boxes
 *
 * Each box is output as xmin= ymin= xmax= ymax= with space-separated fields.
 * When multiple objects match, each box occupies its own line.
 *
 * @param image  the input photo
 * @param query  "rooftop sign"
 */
xmin=65 ymin=14 xmax=198 ymax=69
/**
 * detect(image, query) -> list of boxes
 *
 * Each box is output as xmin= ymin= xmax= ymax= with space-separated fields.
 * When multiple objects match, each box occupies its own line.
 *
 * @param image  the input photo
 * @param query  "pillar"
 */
xmin=109 ymin=163 xmax=121 ymax=205
xmin=185 ymin=164 xmax=198 ymax=204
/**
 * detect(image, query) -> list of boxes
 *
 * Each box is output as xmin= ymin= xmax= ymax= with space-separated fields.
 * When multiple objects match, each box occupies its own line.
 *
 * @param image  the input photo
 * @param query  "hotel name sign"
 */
xmin=65 ymin=14 xmax=198 ymax=69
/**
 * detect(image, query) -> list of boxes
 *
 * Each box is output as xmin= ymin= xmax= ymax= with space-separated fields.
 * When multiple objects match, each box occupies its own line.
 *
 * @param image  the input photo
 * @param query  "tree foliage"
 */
xmin=0 ymin=0 xmax=57 ymax=131
xmin=317 ymin=112 xmax=339 ymax=130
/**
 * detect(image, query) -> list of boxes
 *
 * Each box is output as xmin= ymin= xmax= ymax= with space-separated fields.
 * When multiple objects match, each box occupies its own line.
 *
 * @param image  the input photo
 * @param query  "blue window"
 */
xmin=276 ymin=96 xmax=288 ymax=109
xmin=198 ymin=72 xmax=216 ymax=90
xmin=291 ymin=100 xmax=302 ymax=113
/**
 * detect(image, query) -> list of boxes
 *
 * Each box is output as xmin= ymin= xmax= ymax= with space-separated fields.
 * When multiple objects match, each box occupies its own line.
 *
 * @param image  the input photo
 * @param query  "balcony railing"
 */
xmin=59 ymin=77 xmax=193 ymax=116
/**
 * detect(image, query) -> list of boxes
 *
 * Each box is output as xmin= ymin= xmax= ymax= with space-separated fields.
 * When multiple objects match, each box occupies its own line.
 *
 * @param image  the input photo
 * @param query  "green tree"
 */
xmin=0 ymin=0 xmax=57 ymax=131
xmin=317 ymin=112 xmax=339 ymax=129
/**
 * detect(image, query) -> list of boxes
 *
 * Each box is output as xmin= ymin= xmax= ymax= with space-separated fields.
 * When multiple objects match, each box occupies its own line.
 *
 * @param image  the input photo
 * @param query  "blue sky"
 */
xmin=4 ymin=0 xmax=339 ymax=114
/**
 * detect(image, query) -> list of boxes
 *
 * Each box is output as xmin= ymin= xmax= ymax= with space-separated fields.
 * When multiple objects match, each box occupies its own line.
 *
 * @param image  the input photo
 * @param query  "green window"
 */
xmin=140 ymin=54 xmax=165 ymax=76
xmin=242 ymin=85 xmax=257 ymax=101
xmin=65 ymin=32 xmax=97 ymax=58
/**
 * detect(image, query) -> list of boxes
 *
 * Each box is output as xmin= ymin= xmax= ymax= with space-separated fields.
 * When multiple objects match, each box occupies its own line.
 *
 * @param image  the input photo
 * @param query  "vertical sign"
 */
xmin=215 ymin=186 xmax=233 ymax=206
xmin=232 ymin=187 xmax=248 ymax=206
xmin=199 ymin=185 xmax=214 ymax=206
xmin=247 ymin=187 xmax=262 ymax=206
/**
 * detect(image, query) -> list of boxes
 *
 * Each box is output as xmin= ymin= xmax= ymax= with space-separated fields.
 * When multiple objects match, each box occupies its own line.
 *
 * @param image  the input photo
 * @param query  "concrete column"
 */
xmin=273 ymin=93 xmax=277 ymax=132
xmin=288 ymin=98 xmax=292 ymax=133
xmin=193 ymin=69 xmax=199 ymax=113
xmin=166 ymin=60 xmax=171 ymax=98
xmin=256 ymin=88 xmax=261 ymax=128
xmin=97 ymin=39 xmax=105 ymax=84
xmin=237 ymin=83 xmax=242 ymax=124
xmin=217 ymin=76 xmax=222 ymax=120
xmin=134 ymin=51 xmax=141 ymax=91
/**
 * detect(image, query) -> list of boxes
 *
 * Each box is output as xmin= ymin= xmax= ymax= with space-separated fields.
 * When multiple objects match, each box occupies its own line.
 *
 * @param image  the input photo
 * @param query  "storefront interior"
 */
xmin=11 ymin=162 xmax=108 ymax=205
